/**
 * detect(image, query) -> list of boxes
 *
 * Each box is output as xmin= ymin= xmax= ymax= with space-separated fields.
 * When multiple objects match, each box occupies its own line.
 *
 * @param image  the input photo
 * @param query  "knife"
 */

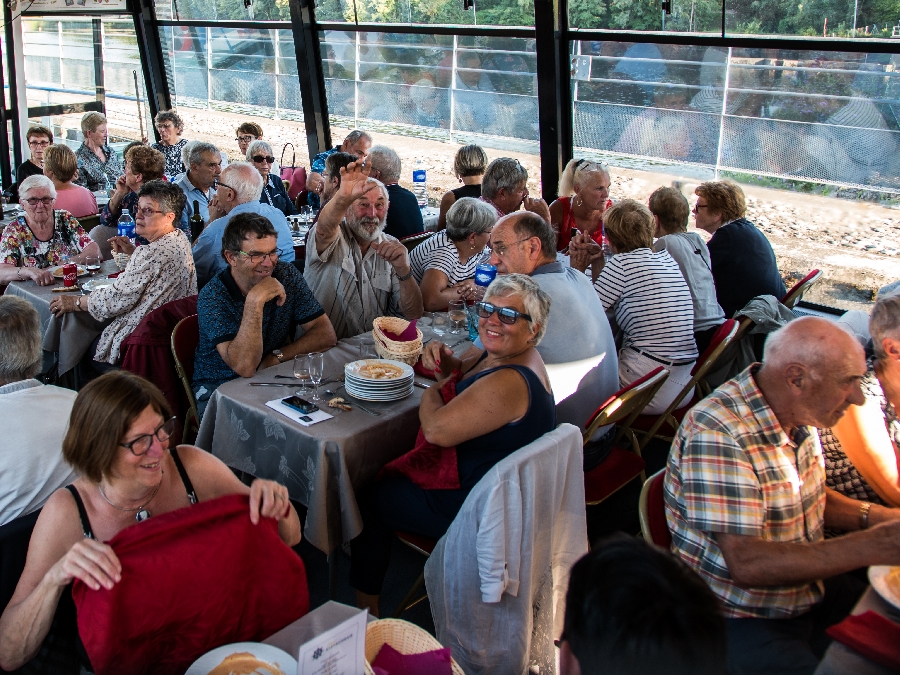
xmin=250 ymin=382 xmax=295 ymax=387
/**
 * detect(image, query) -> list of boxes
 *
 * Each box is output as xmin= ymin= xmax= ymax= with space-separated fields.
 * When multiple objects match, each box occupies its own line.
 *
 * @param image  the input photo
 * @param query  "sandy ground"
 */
xmin=105 ymin=101 xmax=899 ymax=311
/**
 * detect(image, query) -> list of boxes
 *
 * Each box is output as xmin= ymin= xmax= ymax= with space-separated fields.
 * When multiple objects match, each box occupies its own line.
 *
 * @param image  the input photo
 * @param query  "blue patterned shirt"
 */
xmin=307 ymin=146 xmax=340 ymax=210
xmin=193 ymin=261 xmax=324 ymax=392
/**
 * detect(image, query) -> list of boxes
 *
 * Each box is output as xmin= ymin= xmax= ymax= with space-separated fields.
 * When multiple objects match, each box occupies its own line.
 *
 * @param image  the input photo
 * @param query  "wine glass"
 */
xmin=448 ymin=300 xmax=466 ymax=334
xmin=299 ymin=205 xmax=313 ymax=224
xmin=293 ymin=354 xmax=311 ymax=395
xmin=432 ymin=312 xmax=449 ymax=336
xmin=307 ymin=352 xmax=324 ymax=402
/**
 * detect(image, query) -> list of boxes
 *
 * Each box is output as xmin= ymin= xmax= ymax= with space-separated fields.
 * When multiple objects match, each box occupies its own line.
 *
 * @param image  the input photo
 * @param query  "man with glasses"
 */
xmin=3 ymin=125 xmax=53 ymax=204
xmin=174 ymin=141 xmax=222 ymax=235
xmin=191 ymin=162 xmax=296 ymax=289
xmin=192 ymin=212 xmax=336 ymax=417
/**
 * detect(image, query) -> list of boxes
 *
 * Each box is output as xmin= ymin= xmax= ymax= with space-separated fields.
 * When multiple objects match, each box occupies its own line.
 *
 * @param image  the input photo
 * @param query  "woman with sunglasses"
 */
xmin=549 ymin=158 xmax=613 ymax=252
xmin=246 ymin=140 xmax=297 ymax=218
xmin=348 ymin=274 xmax=555 ymax=617
xmin=0 ymin=175 xmax=100 ymax=286
xmin=49 ymin=180 xmax=196 ymax=370
xmin=0 ymin=371 xmax=301 ymax=671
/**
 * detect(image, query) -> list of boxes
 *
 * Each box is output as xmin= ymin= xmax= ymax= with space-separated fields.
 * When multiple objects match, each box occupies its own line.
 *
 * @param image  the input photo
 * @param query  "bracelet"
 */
xmin=859 ymin=502 xmax=872 ymax=530
xmin=16 ymin=267 xmax=23 ymax=280
xmin=397 ymin=269 xmax=413 ymax=282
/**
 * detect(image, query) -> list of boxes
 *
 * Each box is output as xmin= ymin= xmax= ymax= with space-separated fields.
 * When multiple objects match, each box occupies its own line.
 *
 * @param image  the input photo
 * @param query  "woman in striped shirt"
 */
xmin=570 ymin=199 xmax=697 ymax=415
xmin=409 ymin=197 xmax=496 ymax=311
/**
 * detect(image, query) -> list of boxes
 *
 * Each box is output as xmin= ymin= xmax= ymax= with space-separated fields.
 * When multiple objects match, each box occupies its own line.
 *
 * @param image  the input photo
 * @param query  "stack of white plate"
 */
xmin=344 ymin=359 xmax=415 ymax=401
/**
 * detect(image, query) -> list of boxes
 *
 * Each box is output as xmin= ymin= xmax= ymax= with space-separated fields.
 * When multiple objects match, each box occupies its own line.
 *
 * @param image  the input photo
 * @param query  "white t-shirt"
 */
xmin=653 ymin=232 xmax=726 ymax=332
xmin=0 ymin=380 xmax=79 ymax=526
xmin=408 ymin=231 xmax=489 ymax=285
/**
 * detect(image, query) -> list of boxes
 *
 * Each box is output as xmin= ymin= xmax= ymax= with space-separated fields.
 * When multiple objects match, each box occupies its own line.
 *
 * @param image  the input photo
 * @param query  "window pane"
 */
xmin=724 ymin=0 xmax=900 ymax=38
xmin=569 ymin=0 xmax=722 ymax=32
xmin=315 ymin=0 xmax=516 ymax=26
xmin=153 ymin=0 xmax=288 ymax=21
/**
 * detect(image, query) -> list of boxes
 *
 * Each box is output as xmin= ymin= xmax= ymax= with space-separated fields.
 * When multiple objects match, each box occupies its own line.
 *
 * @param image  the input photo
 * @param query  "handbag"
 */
xmin=279 ymin=142 xmax=307 ymax=201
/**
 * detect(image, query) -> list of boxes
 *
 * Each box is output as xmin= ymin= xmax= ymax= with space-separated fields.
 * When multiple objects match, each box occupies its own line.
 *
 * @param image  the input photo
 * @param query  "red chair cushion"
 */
xmin=395 ymin=531 xmax=438 ymax=556
xmin=584 ymin=447 xmax=646 ymax=504
xmin=647 ymin=472 xmax=672 ymax=549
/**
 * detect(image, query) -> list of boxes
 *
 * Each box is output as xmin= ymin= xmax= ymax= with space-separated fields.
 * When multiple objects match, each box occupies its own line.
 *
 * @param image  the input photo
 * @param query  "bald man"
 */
xmin=665 ymin=317 xmax=900 ymax=675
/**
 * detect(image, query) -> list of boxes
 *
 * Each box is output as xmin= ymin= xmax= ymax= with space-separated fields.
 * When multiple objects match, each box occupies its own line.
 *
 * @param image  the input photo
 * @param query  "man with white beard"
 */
xmin=305 ymin=161 xmax=423 ymax=339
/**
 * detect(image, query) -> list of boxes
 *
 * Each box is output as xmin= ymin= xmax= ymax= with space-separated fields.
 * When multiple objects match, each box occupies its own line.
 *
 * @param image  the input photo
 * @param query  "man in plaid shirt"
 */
xmin=665 ymin=316 xmax=900 ymax=675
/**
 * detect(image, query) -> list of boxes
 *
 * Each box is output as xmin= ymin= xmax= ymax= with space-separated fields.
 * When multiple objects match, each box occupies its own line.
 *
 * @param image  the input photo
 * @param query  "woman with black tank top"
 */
xmin=349 ymin=274 xmax=555 ymax=617
xmin=437 ymin=144 xmax=488 ymax=230
xmin=0 ymin=372 xmax=301 ymax=672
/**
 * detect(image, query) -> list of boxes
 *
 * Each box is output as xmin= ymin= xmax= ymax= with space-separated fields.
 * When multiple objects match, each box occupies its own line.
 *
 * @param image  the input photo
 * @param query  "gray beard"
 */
xmin=347 ymin=215 xmax=385 ymax=242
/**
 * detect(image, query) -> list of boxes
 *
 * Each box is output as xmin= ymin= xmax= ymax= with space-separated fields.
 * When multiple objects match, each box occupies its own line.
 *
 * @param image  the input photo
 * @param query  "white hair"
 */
xmin=484 ymin=273 xmax=551 ymax=345
xmin=366 ymin=145 xmax=402 ymax=183
xmin=557 ymin=158 xmax=609 ymax=197
xmin=245 ymin=139 xmax=273 ymax=161
xmin=19 ymin=174 xmax=56 ymax=200
xmin=220 ymin=162 xmax=264 ymax=203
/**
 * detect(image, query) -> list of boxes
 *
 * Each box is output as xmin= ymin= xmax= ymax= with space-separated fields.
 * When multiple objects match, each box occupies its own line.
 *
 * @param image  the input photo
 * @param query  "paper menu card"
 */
xmin=263 ymin=601 xmax=367 ymax=675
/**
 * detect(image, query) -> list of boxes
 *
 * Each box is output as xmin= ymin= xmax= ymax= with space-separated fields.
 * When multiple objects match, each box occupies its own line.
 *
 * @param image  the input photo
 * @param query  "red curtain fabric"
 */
xmin=72 ymin=494 xmax=308 ymax=675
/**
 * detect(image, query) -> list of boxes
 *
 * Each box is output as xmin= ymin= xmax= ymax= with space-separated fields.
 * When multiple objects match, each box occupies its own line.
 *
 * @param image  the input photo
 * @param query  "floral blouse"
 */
xmin=75 ymin=143 xmax=123 ymax=193
xmin=151 ymin=139 xmax=188 ymax=178
xmin=1 ymin=211 xmax=92 ymax=268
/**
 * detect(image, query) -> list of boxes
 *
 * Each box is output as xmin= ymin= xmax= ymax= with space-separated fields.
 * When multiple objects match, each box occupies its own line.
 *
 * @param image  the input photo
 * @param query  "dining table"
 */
xmin=194 ymin=326 xmax=474 ymax=555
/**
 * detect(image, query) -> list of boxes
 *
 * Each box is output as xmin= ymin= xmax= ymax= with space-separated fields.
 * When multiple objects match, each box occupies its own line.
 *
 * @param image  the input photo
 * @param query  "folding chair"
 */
xmin=630 ymin=319 xmax=740 ymax=444
xmin=638 ymin=469 xmax=671 ymax=549
xmin=583 ymin=366 xmax=669 ymax=506
xmin=781 ymin=269 xmax=823 ymax=309
xmin=171 ymin=315 xmax=200 ymax=445
xmin=400 ymin=231 xmax=433 ymax=253
xmin=392 ymin=531 xmax=438 ymax=618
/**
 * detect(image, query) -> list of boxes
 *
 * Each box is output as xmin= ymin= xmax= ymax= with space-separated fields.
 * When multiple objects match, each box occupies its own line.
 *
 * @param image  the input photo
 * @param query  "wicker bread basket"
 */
xmin=372 ymin=317 xmax=423 ymax=366
xmin=364 ymin=619 xmax=464 ymax=675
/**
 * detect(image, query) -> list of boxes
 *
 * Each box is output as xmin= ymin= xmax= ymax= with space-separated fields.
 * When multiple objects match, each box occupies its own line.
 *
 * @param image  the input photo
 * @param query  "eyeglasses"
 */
xmin=475 ymin=301 xmax=532 ymax=325
xmin=236 ymin=135 xmax=257 ymax=143
xmin=252 ymin=155 xmax=276 ymax=164
xmin=120 ymin=417 xmax=176 ymax=456
xmin=24 ymin=197 xmax=54 ymax=206
xmin=155 ymin=123 xmax=175 ymax=130
xmin=135 ymin=207 xmax=166 ymax=218
xmin=232 ymin=248 xmax=283 ymax=264
xmin=214 ymin=180 xmax=235 ymax=192
xmin=490 ymin=237 xmax=532 ymax=257
xmin=692 ymin=204 xmax=708 ymax=213
xmin=28 ymin=140 xmax=51 ymax=148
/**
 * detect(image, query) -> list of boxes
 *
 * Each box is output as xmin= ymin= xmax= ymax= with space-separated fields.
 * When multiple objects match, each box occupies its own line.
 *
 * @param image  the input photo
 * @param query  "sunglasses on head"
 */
xmin=252 ymin=155 xmax=276 ymax=164
xmin=475 ymin=301 xmax=532 ymax=325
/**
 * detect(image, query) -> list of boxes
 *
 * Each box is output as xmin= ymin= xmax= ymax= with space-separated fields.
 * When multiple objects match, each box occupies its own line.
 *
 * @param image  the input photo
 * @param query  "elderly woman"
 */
xmin=150 ymin=110 xmax=188 ymax=179
xmin=246 ymin=139 xmax=296 ymax=217
xmin=570 ymin=200 xmax=697 ymax=415
xmin=349 ymin=273 xmax=555 ymax=616
xmin=437 ymin=144 xmax=488 ymax=230
xmin=5 ymin=125 xmax=52 ymax=203
xmin=409 ymin=197 xmax=496 ymax=310
xmin=235 ymin=122 xmax=279 ymax=174
xmin=820 ymin=295 xmax=900 ymax=507
xmin=0 ymin=175 xmax=100 ymax=286
xmin=94 ymin=145 xmax=168 ymax=257
xmin=49 ymin=180 xmax=196 ymax=367
xmin=74 ymin=112 xmax=123 ymax=193
xmin=42 ymin=145 xmax=98 ymax=219
xmin=0 ymin=371 xmax=300 ymax=671
xmin=549 ymin=158 xmax=613 ymax=252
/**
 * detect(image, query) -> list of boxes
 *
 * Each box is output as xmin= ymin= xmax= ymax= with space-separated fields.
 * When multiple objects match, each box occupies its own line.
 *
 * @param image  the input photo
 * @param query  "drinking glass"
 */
xmin=293 ymin=354 xmax=311 ymax=395
xmin=85 ymin=255 xmax=101 ymax=275
xmin=308 ymin=352 xmax=325 ymax=402
xmin=448 ymin=301 xmax=467 ymax=334
xmin=420 ymin=311 xmax=434 ymax=328
xmin=359 ymin=337 xmax=377 ymax=360
xmin=432 ymin=312 xmax=449 ymax=336
xmin=299 ymin=205 xmax=313 ymax=224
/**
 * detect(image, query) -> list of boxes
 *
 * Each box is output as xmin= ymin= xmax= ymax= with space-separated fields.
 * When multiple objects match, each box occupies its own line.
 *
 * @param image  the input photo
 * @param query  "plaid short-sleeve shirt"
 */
xmin=664 ymin=364 xmax=826 ymax=619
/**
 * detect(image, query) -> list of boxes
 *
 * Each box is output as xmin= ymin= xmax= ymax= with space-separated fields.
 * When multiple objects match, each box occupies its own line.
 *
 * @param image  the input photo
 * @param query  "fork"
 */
xmin=325 ymin=387 xmax=380 ymax=416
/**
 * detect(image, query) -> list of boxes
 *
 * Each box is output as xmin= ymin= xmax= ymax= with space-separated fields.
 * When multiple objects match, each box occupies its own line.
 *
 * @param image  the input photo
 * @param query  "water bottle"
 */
xmin=469 ymin=263 xmax=497 ymax=341
xmin=412 ymin=161 xmax=427 ymax=209
xmin=118 ymin=210 xmax=135 ymax=243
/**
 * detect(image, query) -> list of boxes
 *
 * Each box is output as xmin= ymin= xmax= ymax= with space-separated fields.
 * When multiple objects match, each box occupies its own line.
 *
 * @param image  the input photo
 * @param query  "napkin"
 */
xmin=107 ymin=272 xmax=121 ymax=279
xmin=826 ymin=610 xmax=900 ymax=671
xmin=384 ymin=319 xmax=417 ymax=342
xmin=371 ymin=643 xmax=453 ymax=675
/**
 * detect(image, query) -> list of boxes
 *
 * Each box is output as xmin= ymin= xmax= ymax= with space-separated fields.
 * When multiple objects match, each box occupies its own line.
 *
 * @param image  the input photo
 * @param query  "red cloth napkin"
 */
xmin=371 ymin=643 xmax=453 ymax=675
xmin=826 ymin=610 xmax=900 ymax=671
xmin=383 ymin=319 xmax=417 ymax=342
xmin=379 ymin=371 xmax=462 ymax=490
xmin=72 ymin=493 xmax=309 ymax=675
xmin=106 ymin=271 xmax=120 ymax=278
xmin=413 ymin=359 xmax=439 ymax=380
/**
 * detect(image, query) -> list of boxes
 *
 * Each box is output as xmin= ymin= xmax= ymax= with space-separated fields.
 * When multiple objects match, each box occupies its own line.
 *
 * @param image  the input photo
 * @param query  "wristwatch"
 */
xmin=75 ymin=297 xmax=82 ymax=310
xmin=272 ymin=349 xmax=285 ymax=364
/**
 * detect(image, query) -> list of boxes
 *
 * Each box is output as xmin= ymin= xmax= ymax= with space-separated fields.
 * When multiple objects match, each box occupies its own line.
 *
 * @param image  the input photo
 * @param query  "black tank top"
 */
xmin=451 ymin=184 xmax=482 ymax=200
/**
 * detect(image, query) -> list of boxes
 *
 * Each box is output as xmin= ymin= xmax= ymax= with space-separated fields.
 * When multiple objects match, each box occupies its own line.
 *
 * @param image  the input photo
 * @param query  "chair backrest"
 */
xmin=80 ymin=214 xmax=101 ymax=232
xmin=401 ymin=231 xmax=433 ymax=253
xmin=583 ymin=366 xmax=669 ymax=443
xmin=690 ymin=319 xmax=739 ymax=379
xmin=781 ymin=269 xmax=822 ymax=309
xmin=639 ymin=469 xmax=671 ymax=549
xmin=171 ymin=314 xmax=199 ymax=386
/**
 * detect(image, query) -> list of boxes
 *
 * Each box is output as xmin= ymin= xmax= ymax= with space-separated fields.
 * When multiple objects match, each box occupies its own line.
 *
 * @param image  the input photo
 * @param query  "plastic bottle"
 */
xmin=117 ymin=210 xmax=135 ymax=243
xmin=412 ymin=161 xmax=427 ymax=209
xmin=468 ymin=263 xmax=497 ymax=340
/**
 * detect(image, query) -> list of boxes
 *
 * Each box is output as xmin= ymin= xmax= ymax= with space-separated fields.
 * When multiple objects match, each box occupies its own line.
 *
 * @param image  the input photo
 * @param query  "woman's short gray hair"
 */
xmin=0 ymin=296 xmax=42 ymax=383
xmin=870 ymin=294 xmax=900 ymax=359
xmin=446 ymin=197 xmax=497 ymax=242
xmin=484 ymin=273 xmax=551 ymax=345
xmin=19 ymin=174 xmax=56 ymax=200
xmin=246 ymin=139 xmax=273 ymax=161
xmin=481 ymin=158 xmax=528 ymax=200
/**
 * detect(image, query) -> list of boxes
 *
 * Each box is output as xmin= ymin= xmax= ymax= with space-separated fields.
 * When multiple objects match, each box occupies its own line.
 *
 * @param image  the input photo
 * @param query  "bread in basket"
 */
xmin=372 ymin=317 xmax=423 ymax=366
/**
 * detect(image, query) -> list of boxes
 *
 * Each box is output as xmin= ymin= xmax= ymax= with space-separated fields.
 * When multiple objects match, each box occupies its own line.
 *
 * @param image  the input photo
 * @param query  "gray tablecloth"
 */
xmin=195 ymin=329 xmax=472 ymax=554
xmin=815 ymin=586 xmax=898 ymax=675
xmin=423 ymin=206 xmax=440 ymax=231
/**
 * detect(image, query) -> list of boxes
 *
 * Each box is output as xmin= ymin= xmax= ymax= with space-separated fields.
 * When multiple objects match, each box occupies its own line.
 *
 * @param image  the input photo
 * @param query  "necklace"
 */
xmin=99 ymin=470 xmax=164 ymax=522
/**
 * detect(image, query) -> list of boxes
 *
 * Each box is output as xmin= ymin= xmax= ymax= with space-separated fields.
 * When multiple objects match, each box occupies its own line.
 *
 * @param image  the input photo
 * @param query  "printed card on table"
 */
xmin=296 ymin=605 xmax=367 ymax=675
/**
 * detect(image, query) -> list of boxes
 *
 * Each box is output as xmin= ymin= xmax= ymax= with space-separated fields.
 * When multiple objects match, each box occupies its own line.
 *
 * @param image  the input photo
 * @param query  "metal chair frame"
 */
xmin=170 ymin=314 xmax=201 ymax=446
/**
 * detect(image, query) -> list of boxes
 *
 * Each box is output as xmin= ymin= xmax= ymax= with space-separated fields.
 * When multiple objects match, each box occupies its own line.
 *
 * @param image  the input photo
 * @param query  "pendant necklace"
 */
xmin=99 ymin=470 xmax=164 ymax=522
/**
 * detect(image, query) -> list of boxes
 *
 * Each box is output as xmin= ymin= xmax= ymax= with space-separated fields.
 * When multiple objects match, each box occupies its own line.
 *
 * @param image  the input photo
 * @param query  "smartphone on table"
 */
xmin=282 ymin=395 xmax=319 ymax=415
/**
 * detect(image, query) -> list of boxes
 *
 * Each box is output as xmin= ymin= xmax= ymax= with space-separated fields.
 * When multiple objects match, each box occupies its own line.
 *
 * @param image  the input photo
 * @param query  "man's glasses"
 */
xmin=135 ymin=207 xmax=166 ymax=218
xmin=232 ymin=248 xmax=283 ymax=264
xmin=490 ymin=238 xmax=531 ymax=257
xmin=155 ymin=123 xmax=175 ymax=130
xmin=475 ymin=302 xmax=532 ymax=325
xmin=28 ymin=140 xmax=51 ymax=148
xmin=235 ymin=135 xmax=257 ymax=143
xmin=24 ymin=197 xmax=54 ymax=206
xmin=252 ymin=155 xmax=276 ymax=164
xmin=214 ymin=180 xmax=235 ymax=192
xmin=692 ymin=204 xmax=708 ymax=214
xmin=120 ymin=417 xmax=176 ymax=456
